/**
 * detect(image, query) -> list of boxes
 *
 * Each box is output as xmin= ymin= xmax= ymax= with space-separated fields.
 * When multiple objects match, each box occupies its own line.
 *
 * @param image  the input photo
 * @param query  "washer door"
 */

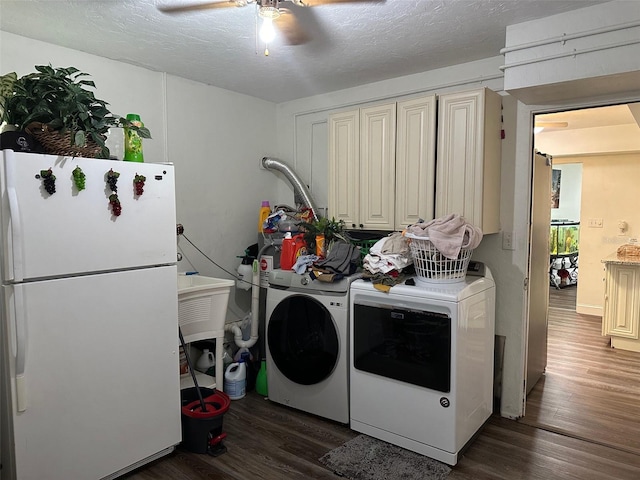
xmin=268 ymin=294 xmax=339 ymax=386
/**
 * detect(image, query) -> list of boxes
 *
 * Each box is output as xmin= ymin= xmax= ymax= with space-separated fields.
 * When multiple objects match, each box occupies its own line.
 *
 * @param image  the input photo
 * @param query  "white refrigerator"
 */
xmin=0 ymin=150 xmax=182 ymax=480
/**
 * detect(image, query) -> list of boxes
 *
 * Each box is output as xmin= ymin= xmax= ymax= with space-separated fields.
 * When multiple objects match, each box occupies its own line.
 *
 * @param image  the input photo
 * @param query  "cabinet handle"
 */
xmin=359 ymin=224 xmax=363 ymax=228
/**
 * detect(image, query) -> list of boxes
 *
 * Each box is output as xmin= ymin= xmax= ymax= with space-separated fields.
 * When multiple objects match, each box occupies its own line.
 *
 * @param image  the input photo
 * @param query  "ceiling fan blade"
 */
xmin=158 ymin=1 xmax=244 ymax=14
xmin=275 ymin=11 xmax=310 ymax=45
xmin=294 ymin=0 xmax=384 ymax=6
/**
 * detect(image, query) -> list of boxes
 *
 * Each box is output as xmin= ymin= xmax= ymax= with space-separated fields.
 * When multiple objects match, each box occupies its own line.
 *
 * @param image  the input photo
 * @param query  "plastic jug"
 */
xmin=224 ymin=361 xmax=246 ymax=400
xmin=196 ymin=348 xmax=215 ymax=373
xmin=258 ymin=201 xmax=271 ymax=232
xmin=123 ymin=113 xmax=144 ymax=162
xmin=255 ymin=359 xmax=268 ymax=396
xmin=280 ymin=233 xmax=306 ymax=270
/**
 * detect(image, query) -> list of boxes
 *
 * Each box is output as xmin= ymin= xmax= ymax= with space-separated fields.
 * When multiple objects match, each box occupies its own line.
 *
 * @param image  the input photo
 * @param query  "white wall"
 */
xmin=568 ymin=153 xmax=640 ymax=316
xmin=549 ymin=163 xmax=582 ymax=222
xmin=0 ymin=31 xmax=279 ymax=321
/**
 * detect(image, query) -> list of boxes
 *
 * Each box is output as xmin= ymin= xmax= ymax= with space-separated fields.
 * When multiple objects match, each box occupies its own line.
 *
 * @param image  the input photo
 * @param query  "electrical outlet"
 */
xmin=502 ymin=231 xmax=515 ymax=250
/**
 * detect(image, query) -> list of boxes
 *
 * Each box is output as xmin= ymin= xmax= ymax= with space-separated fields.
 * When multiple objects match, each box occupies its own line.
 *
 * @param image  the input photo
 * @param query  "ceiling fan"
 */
xmin=158 ymin=0 xmax=376 ymax=55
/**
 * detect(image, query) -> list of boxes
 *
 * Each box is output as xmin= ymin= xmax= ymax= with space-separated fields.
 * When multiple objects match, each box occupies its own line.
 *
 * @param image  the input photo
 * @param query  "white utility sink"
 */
xmin=178 ymin=274 xmax=235 ymax=295
xmin=177 ymin=274 xmax=234 ymax=392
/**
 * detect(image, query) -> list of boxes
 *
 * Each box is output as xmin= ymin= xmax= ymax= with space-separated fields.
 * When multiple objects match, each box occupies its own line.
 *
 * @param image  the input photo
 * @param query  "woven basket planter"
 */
xmin=26 ymin=122 xmax=104 ymax=158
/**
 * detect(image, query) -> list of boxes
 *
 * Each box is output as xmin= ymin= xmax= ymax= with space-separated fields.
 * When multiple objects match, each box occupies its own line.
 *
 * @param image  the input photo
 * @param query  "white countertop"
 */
xmin=601 ymin=252 xmax=640 ymax=265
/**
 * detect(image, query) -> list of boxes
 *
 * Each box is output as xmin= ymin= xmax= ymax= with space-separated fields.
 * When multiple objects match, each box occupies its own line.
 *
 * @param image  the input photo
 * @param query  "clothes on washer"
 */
xmin=380 ymin=232 xmax=411 ymax=255
xmin=363 ymin=234 xmax=413 ymax=274
xmin=314 ymin=241 xmax=360 ymax=275
xmin=309 ymin=269 xmax=344 ymax=283
xmin=293 ymin=254 xmax=319 ymax=274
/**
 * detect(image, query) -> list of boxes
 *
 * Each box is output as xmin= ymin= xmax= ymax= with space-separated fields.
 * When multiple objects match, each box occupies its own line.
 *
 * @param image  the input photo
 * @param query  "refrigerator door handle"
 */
xmin=6 ymin=155 xmax=25 ymax=282
xmin=13 ymin=284 xmax=28 ymax=412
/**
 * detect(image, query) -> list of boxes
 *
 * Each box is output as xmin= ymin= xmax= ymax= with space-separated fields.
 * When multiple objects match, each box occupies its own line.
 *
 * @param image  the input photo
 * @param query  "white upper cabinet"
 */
xmin=328 ymin=94 xmax=436 ymax=231
xmin=359 ymin=102 xmax=396 ymax=230
xmin=328 ymin=109 xmax=360 ymax=228
xmin=435 ymin=87 xmax=502 ymax=234
xmin=395 ymin=95 xmax=437 ymax=230
xmin=329 ymin=88 xmax=500 ymax=233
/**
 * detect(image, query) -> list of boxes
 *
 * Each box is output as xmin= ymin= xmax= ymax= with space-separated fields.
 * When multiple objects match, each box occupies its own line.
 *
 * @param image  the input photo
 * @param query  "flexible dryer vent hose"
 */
xmin=260 ymin=157 xmax=320 ymax=222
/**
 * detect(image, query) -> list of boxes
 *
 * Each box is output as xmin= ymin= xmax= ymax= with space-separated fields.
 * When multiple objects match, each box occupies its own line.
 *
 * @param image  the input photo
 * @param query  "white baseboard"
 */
xmin=576 ymin=303 xmax=602 ymax=317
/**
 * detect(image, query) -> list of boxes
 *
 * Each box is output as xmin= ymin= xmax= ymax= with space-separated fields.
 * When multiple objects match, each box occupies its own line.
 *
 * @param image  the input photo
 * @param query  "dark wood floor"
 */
xmin=124 ymin=288 xmax=640 ymax=479
xmin=519 ymin=286 xmax=640 ymax=457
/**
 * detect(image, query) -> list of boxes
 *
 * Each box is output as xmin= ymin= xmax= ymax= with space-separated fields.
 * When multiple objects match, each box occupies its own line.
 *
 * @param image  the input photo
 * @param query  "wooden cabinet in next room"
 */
xmin=602 ymin=260 xmax=640 ymax=352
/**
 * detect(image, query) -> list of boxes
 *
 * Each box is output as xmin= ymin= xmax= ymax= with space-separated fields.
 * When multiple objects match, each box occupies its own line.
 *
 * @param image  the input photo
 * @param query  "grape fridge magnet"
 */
xmin=133 ymin=174 xmax=146 ymax=197
xmin=109 ymin=193 xmax=122 ymax=216
xmin=72 ymin=166 xmax=86 ymax=191
xmin=106 ymin=169 xmax=120 ymax=192
xmin=38 ymin=168 xmax=56 ymax=195
xmin=106 ymin=169 xmax=121 ymax=217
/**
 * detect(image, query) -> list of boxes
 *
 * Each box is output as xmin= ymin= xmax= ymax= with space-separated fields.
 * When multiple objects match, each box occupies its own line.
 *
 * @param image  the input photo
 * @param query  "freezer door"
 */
xmin=0 ymin=151 xmax=176 ymax=282
xmin=1 ymin=266 xmax=181 ymax=480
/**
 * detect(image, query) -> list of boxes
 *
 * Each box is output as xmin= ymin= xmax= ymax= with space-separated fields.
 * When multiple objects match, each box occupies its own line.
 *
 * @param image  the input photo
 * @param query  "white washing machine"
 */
xmin=349 ymin=263 xmax=495 ymax=465
xmin=265 ymin=269 xmax=358 ymax=424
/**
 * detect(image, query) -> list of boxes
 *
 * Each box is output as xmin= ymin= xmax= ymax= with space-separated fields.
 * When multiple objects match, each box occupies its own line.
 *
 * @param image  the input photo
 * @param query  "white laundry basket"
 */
xmin=405 ymin=233 xmax=473 ymax=284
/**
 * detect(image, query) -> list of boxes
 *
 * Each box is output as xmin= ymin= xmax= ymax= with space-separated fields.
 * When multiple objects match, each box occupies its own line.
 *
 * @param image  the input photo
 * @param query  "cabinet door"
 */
xmin=603 ymin=264 xmax=640 ymax=338
xmin=328 ymin=110 xmax=359 ymax=227
xmin=435 ymin=88 xmax=501 ymax=234
xmin=395 ymin=95 xmax=437 ymax=230
xmin=360 ymin=103 xmax=396 ymax=230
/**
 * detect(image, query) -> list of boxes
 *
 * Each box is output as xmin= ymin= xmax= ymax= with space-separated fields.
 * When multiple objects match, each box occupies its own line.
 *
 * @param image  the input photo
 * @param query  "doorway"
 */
xmin=520 ymin=103 xmax=640 ymax=455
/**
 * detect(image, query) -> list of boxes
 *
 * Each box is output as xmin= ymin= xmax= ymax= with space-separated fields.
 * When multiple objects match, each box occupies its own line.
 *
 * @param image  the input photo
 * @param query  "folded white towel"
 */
xmin=406 ymin=214 xmax=483 ymax=259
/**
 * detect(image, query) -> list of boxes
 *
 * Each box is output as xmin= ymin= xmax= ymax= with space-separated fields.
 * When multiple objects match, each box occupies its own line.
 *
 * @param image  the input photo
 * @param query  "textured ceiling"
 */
xmin=0 ymin=0 xmax=608 ymax=103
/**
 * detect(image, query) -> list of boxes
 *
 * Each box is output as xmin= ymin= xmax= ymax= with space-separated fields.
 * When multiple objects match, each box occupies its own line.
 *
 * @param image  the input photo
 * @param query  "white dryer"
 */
xmin=349 ymin=264 xmax=495 ymax=465
xmin=265 ymin=269 xmax=357 ymax=424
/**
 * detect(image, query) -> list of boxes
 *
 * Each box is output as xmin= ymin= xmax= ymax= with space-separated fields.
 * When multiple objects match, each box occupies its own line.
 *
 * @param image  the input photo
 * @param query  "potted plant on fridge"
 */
xmin=0 ymin=65 xmax=150 ymax=158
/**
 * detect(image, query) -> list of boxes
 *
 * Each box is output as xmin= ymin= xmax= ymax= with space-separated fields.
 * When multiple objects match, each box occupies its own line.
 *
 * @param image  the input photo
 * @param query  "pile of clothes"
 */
xmin=361 ymin=232 xmax=414 ymax=291
xmin=294 ymin=241 xmax=361 ymax=282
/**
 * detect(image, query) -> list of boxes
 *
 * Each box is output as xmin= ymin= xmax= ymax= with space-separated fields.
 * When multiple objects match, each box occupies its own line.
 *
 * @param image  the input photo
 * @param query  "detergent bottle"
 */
xmin=123 ymin=113 xmax=144 ymax=162
xmin=196 ymin=348 xmax=215 ymax=374
xmin=281 ymin=232 xmax=295 ymax=270
xmin=258 ymin=201 xmax=271 ymax=233
xmin=224 ymin=361 xmax=246 ymax=400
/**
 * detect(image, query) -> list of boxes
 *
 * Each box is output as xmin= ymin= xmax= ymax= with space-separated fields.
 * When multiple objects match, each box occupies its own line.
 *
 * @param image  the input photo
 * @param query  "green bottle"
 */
xmin=255 ymin=359 xmax=268 ymax=396
xmin=123 ymin=113 xmax=144 ymax=162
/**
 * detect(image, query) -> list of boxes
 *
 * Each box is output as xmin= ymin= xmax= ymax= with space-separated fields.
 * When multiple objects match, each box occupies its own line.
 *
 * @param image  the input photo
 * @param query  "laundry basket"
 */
xmin=405 ymin=233 xmax=473 ymax=284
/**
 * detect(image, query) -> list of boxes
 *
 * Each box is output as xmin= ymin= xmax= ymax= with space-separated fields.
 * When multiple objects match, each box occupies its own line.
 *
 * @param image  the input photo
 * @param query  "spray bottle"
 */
xmin=236 ymin=249 xmax=254 ymax=291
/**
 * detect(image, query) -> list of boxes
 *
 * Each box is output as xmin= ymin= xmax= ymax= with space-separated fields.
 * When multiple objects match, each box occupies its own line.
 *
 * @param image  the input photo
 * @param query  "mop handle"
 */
xmin=178 ymin=327 xmax=207 ymax=411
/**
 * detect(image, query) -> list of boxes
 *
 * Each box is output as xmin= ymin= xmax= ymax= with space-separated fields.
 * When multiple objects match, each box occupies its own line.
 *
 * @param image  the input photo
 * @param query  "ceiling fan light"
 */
xmin=259 ymin=6 xmax=281 ymax=19
xmin=260 ymin=17 xmax=276 ymax=43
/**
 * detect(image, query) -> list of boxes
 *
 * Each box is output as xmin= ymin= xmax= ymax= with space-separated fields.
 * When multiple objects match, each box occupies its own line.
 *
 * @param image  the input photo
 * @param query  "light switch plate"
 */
xmin=588 ymin=218 xmax=603 ymax=228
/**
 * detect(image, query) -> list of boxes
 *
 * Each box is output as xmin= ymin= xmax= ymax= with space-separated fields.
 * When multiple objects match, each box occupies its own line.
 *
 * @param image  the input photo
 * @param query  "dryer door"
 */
xmin=267 ymin=294 xmax=339 ymax=385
